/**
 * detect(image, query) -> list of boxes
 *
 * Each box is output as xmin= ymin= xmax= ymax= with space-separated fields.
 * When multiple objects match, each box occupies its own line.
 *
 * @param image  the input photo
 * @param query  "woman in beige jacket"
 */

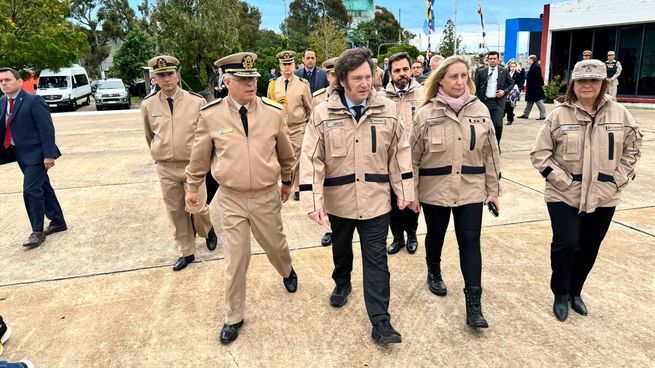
xmin=530 ymin=59 xmax=642 ymax=322
xmin=410 ymin=55 xmax=501 ymax=328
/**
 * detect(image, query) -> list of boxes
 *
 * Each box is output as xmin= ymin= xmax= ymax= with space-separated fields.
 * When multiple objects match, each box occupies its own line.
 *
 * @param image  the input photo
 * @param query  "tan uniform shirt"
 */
xmin=300 ymin=89 xmax=414 ymax=220
xmin=185 ymin=96 xmax=296 ymax=194
xmin=383 ymin=79 xmax=424 ymax=131
xmin=374 ymin=66 xmax=384 ymax=91
xmin=530 ymin=95 xmax=642 ymax=213
xmin=312 ymin=86 xmax=333 ymax=109
xmin=410 ymin=95 xmax=501 ymax=207
xmin=267 ymin=75 xmax=312 ymax=125
xmin=141 ymin=88 xmax=206 ymax=162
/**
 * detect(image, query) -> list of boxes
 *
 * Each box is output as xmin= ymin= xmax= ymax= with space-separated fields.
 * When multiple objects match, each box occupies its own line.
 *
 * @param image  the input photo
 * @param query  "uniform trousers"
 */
xmin=216 ymin=185 xmax=293 ymax=325
xmin=18 ymin=161 xmax=65 ymax=232
xmin=156 ymin=161 xmax=212 ymax=257
xmin=288 ymin=122 xmax=305 ymax=192
xmin=546 ymin=202 xmax=615 ymax=296
xmin=423 ymin=202 xmax=483 ymax=287
xmin=390 ymin=188 xmax=419 ymax=239
xmin=328 ymin=212 xmax=391 ymax=325
xmin=483 ymin=98 xmax=504 ymax=144
xmin=607 ymin=81 xmax=618 ymax=98
xmin=522 ymin=99 xmax=546 ymax=119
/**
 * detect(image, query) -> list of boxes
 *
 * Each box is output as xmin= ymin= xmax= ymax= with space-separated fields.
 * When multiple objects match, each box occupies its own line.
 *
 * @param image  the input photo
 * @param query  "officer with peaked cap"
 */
xmin=185 ymin=52 xmax=298 ymax=344
xmin=141 ymin=55 xmax=217 ymax=271
xmin=582 ymin=50 xmax=592 ymax=60
xmin=267 ymin=50 xmax=312 ymax=201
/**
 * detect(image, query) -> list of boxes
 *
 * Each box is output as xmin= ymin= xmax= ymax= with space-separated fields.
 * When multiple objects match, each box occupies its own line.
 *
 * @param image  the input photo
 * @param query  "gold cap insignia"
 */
xmin=283 ymin=52 xmax=291 ymax=60
xmin=242 ymin=55 xmax=254 ymax=69
xmin=156 ymin=58 xmax=167 ymax=68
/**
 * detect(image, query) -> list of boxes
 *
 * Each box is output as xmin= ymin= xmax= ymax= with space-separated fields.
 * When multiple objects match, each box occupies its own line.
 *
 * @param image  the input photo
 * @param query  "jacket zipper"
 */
xmin=608 ymin=132 xmax=614 ymax=161
xmin=469 ymin=125 xmax=476 ymax=151
xmin=371 ymin=126 xmax=377 ymax=153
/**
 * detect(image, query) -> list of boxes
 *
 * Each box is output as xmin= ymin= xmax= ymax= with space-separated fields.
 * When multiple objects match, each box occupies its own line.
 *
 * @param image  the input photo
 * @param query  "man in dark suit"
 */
xmin=518 ymin=54 xmax=546 ymax=120
xmin=473 ymin=51 xmax=515 ymax=145
xmin=0 ymin=67 xmax=66 ymax=247
xmin=294 ymin=49 xmax=328 ymax=93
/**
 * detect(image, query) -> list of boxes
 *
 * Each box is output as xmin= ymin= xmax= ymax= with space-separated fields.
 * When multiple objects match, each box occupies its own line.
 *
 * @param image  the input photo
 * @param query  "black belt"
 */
xmin=419 ymin=165 xmax=485 ymax=176
xmin=597 ymin=173 xmax=614 ymax=183
xmin=323 ymin=173 xmax=390 ymax=186
xmin=461 ymin=166 xmax=485 ymax=174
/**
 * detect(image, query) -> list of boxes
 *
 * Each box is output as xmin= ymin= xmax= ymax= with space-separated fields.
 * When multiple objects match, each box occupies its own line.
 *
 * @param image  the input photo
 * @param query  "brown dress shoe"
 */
xmin=45 ymin=222 xmax=68 ymax=235
xmin=23 ymin=232 xmax=46 ymax=247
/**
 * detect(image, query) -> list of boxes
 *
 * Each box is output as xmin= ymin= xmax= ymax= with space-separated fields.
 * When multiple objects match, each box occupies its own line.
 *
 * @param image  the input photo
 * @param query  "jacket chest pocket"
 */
xmin=563 ymin=132 xmax=582 ymax=161
xmin=327 ymin=127 xmax=347 ymax=157
xmin=601 ymin=125 xmax=624 ymax=170
xmin=466 ymin=117 xmax=488 ymax=151
xmin=428 ymin=120 xmax=447 ymax=152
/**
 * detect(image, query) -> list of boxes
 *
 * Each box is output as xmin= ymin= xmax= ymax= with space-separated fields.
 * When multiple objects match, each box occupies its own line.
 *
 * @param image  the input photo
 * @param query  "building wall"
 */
xmin=549 ymin=0 xmax=655 ymax=31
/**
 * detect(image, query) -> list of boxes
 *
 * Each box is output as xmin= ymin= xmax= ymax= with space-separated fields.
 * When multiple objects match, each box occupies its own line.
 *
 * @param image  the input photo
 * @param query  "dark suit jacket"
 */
xmin=473 ymin=66 xmax=515 ymax=105
xmin=511 ymin=69 xmax=526 ymax=90
xmin=294 ymin=67 xmax=328 ymax=93
xmin=525 ymin=62 xmax=545 ymax=102
xmin=0 ymin=90 xmax=60 ymax=165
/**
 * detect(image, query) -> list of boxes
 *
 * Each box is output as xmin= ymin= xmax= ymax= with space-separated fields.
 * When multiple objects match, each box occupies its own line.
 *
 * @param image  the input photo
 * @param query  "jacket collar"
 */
xmin=327 ymin=88 xmax=386 ymax=116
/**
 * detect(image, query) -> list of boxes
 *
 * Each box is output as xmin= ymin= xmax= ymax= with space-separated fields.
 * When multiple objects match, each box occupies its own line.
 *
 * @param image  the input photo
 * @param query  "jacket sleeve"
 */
xmin=276 ymin=112 xmax=295 ymax=182
xmin=185 ymin=113 xmax=213 ymax=193
xmin=299 ymin=111 xmax=326 ymax=214
xmin=614 ymin=111 xmax=643 ymax=190
xmin=482 ymin=116 xmax=502 ymax=197
xmin=141 ymin=104 xmax=153 ymax=148
xmin=31 ymin=95 xmax=59 ymax=158
xmin=388 ymin=112 xmax=414 ymax=203
xmin=302 ymin=83 xmax=313 ymax=122
xmin=530 ymin=117 xmax=573 ymax=192
xmin=409 ymin=115 xmax=426 ymax=200
xmin=503 ymin=69 xmax=515 ymax=96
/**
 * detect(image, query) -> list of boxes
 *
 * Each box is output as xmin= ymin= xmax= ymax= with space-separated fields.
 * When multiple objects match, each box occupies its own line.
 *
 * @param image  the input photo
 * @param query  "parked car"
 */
xmin=94 ymin=79 xmax=131 ymax=110
xmin=36 ymin=64 xmax=92 ymax=111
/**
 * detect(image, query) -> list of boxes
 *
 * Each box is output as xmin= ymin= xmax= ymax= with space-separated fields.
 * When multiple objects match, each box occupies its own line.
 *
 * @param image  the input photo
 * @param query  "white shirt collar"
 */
xmin=344 ymin=94 xmax=367 ymax=110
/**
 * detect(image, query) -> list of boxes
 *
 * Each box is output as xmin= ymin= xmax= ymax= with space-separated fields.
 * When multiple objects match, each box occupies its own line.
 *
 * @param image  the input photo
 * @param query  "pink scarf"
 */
xmin=437 ymin=85 xmax=471 ymax=113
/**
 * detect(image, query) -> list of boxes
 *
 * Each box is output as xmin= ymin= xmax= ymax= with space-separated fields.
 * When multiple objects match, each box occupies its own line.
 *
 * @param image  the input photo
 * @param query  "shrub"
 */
xmin=544 ymin=75 xmax=564 ymax=103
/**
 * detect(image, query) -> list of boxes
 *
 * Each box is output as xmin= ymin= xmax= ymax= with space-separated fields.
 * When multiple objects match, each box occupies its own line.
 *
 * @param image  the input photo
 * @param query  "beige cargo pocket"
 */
xmin=429 ymin=124 xmax=446 ymax=152
xmin=329 ymin=128 xmax=347 ymax=157
xmin=563 ymin=133 xmax=581 ymax=161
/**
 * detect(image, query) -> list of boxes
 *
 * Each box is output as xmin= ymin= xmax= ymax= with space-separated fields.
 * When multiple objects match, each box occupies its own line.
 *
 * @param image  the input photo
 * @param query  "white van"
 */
xmin=36 ymin=64 xmax=92 ymax=110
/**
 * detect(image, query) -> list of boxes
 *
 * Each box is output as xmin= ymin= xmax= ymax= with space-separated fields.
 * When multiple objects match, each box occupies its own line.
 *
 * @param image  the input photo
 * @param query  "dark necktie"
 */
xmin=397 ymin=90 xmax=406 ymax=98
xmin=306 ymin=70 xmax=312 ymax=81
xmin=3 ymin=97 xmax=14 ymax=149
xmin=352 ymin=105 xmax=363 ymax=122
xmin=166 ymin=97 xmax=174 ymax=114
xmin=239 ymin=106 xmax=249 ymax=137
xmin=488 ymin=68 xmax=495 ymax=78
xmin=284 ymin=79 xmax=289 ymax=92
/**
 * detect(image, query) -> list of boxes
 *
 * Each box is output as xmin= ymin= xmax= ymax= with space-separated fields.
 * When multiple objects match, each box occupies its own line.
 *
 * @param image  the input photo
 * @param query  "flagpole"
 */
xmin=454 ymin=0 xmax=458 ymax=52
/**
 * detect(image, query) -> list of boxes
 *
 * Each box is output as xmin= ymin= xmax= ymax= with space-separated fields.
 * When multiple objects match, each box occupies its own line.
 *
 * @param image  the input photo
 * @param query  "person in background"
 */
xmin=372 ymin=58 xmax=385 ymax=90
xmin=267 ymin=68 xmax=277 ymax=81
xmin=582 ymin=50 xmax=592 ymax=60
xmin=411 ymin=60 xmax=424 ymax=80
xmin=295 ymin=49 xmax=328 ymax=93
xmin=530 ymin=59 xmax=642 ymax=322
xmin=605 ymin=51 xmax=622 ymax=99
xmin=518 ymin=55 xmax=546 ymax=120
xmin=417 ymin=55 xmax=444 ymax=84
xmin=504 ymin=59 xmax=524 ymax=125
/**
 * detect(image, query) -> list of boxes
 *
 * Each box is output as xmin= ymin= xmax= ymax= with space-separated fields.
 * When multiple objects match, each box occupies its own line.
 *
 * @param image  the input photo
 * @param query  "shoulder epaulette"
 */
xmin=188 ymin=91 xmax=204 ymax=99
xmin=142 ymin=91 xmax=156 ymax=101
xmin=312 ymin=88 xmax=326 ymax=97
xmin=200 ymin=98 xmax=223 ymax=111
xmin=262 ymin=97 xmax=283 ymax=110
xmin=299 ymin=77 xmax=309 ymax=84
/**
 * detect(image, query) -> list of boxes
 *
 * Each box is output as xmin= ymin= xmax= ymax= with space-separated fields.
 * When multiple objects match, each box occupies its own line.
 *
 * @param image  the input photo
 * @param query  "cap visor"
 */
xmin=233 ymin=71 xmax=261 ymax=78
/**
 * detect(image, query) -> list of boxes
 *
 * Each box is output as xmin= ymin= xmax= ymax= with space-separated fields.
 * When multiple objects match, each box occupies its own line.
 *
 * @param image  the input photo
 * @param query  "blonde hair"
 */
xmin=421 ymin=55 xmax=476 ymax=107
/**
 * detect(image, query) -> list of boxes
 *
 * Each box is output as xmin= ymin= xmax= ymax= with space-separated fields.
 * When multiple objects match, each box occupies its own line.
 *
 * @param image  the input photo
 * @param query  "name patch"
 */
xmin=605 ymin=124 xmax=623 ymax=131
xmin=219 ymin=128 xmax=233 ymax=135
xmin=560 ymin=125 xmax=582 ymax=132
xmin=326 ymin=120 xmax=344 ymax=128
xmin=151 ymin=111 xmax=162 ymax=117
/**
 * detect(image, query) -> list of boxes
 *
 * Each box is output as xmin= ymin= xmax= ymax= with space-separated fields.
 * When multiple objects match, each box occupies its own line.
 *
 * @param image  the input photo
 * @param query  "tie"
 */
xmin=306 ymin=70 xmax=312 ymax=81
xmin=166 ymin=97 xmax=174 ymax=114
xmin=284 ymin=79 xmax=289 ymax=92
xmin=397 ymin=90 xmax=405 ymax=98
xmin=239 ymin=106 xmax=249 ymax=137
xmin=3 ymin=98 xmax=14 ymax=149
xmin=352 ymin=105 xmax=363 ymax=122
xmin=488 ymin=68 xmax=495 ymax=77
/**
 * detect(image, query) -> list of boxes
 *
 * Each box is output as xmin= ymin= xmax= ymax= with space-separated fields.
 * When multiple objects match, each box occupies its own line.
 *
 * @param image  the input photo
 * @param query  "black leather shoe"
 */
xmin=553 ymin=294 xmax=569 ymax=321
xmin=428 ymin=272 xmax=447 ymax=296
xmin=321 ymin=232 xmax=332 ymax=246
xmin=219 ymin=320 xmax=244 ymax=344
xmin=387 ymin=238 xmax=405 ymax=254
xmin=293 ymin=191 xmax=300 ymax=201
xmin=517 ymin=115 xmax=528 ymax=119
xmin=329 ymin=282 xmax=352 ymax=307
xmin=173 ymin=255 xmax=195 ymax=271
xmin=570 ymin=295 xmax=588 ymax=316
xmin=206 ymin=227 xmax=218 ymax=251
xmin=406 ymin=233 xmax=418 ymax=254
xmin=44 ymin=222 xmax=67 ymax=235
xmin=506 ymin=121 xmax=513 ymax=125
xmin=0 ymin=315 xmax=12 ymax=346
xmin=23 ymin=232 xmax=45 ymax=247
xmin=371 ymin=320 xmax=402 ymax=344
xmin=283 ymin=268 xmax=298 ymax=293
xmin=537 ymin=116 xmax=546 ymax=120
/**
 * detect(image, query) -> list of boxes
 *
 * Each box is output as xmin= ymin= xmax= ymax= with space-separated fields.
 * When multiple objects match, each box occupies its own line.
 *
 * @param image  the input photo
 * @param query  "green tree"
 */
xmin=108 ymin=27 xmax=155 ymax=83
xmin=281 ymin=0 xmax=350 ymax=51
xmin=0 ymin=0 xmax=89 ymax=70
xmin=255 ymin=30 xmax=286 ymax=53
xmin=238 ymin=2 xmax=261 ymax=51
xmin=380 ymin=44 xmax=421 ymax=62
xmin=308 ymin=18 xmax=347 ymax=64
xmin=351 ymin=6 xmax=414 ymax=56
xmin=438 ymin=19 xmax=464 ymax=57
xmin=153 ymin=0 xmax=240 ymax=91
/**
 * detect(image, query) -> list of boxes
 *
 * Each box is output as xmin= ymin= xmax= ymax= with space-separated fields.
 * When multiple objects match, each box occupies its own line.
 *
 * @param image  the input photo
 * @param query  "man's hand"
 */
xmin=496 ymin=89 xmax=505 ymax=98
xmin=484 ymin=195 xmax=500 ymax=212
xmin=308 ymin=208 xmax=327 ymax=225
xmin=44 ymin=157 xmax=55 ymax=170
xmin=185 ymin=192 xmax=199 ymax=207
xmin=397 ymin=197 xmax=411 ymax=211
xmin=408 ymin=200 xmax=421 ymax=214
xmin=280 ymin=183 xmax=291 ymax=203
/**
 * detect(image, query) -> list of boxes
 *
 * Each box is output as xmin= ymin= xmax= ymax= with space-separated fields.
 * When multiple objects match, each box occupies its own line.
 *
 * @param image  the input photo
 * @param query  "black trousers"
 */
xmin=18 ymin=162 xmax=65 ymax=232
xmin=423 ymin=202 xmax=483 ymax=287
xmin=390 ymin=188 xmax=419 ymax=239
xmin=328 ymin=212 xmax=391 ymax=325
xmin=483 ymin=98 xmax=504 ymax=144
xmin=504 ymin=99 xmax=515 ymax=123
xmin=546 ymin=202 xmax=615 ymax=296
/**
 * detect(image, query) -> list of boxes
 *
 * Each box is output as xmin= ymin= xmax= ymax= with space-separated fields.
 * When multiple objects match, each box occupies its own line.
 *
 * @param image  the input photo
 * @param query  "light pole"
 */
xmin=377 ymin=42 xmax=399 ymax=58
xmin=282 ymin=0 xmax=289 ymax=48
xmin=318 ymin=0 xmax=328 ymax=61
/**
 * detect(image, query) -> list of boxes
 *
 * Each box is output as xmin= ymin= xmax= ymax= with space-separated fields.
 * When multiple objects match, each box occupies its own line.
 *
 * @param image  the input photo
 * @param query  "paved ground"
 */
xmin=0 ymin=101 xmax=653 ymax=367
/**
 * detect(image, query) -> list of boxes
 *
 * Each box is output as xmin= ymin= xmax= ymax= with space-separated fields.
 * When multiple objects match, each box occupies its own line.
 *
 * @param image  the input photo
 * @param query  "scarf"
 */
xmin=437 ymin=85 xmax=470 ymax=113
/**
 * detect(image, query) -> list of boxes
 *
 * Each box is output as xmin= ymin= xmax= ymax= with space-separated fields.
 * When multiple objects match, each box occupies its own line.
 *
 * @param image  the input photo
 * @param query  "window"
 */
xmin=638 ymin=23 xmax=655 ymax=96
xmin=592 ymin=27 xmax=617 ymax=61
xmin=550 ymin=30 xmax=571 ymax=82
xmin=617 ymin=24 xmax=643 ymax=95
xmin=74 ymin=74 xmax=89 ymax=86
xmin=98 ymin=81 xmax=126 ymax=89
xmin=38 ymin=76 xmax=68 ymax=89
xmin=570 ymin=29 xmax=593 ymax=62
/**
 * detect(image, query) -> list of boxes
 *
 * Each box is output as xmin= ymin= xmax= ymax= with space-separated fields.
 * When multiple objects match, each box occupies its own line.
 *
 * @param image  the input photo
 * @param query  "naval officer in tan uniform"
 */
xmin=267 ymin=50 xmax=312 ymax=201
xmin=141 ymin=55 xmax=217 ymax=271
xmin=185 ymin=52 xmax=298 ymax=344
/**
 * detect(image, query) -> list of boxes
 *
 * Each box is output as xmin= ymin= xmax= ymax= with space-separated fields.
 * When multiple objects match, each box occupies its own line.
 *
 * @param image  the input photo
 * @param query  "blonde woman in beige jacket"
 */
xmin=530 ymin=59 xmax=642 ymax=322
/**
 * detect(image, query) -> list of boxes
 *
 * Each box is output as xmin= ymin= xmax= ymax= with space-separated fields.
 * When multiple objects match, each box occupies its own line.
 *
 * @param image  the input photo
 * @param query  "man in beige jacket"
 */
xmin=141 ymin=55 xmax=217 ymax=272
xmin=185 ymin=52 xmax=298 ymax=344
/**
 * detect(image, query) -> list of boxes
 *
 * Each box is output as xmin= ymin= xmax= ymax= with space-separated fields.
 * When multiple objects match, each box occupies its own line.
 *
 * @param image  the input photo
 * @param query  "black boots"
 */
xmin=570 ymin=295 xmax=588 ymax=316
xmin=387 ymin=237 xmax=405 ymax=254
xmin=427 ymin=262 xmax=447 ymax=296
xmin=406 ymin=232 xmax=418 ymax=253
xmin=464 ymin=287 xmax=488 ymax=328
xmin=553 ymin=294 xmax=569 ymax=321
